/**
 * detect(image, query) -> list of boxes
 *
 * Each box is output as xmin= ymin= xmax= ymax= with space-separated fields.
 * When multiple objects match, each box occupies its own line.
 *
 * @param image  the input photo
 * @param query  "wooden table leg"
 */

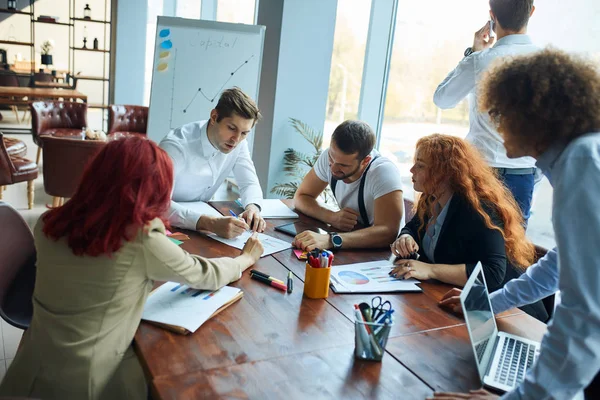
xmin=27 ymin=180 xmax=34 ymax=209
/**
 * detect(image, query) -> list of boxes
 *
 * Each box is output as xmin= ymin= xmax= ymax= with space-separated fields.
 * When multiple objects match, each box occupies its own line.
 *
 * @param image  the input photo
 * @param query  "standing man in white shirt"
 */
xmin=160 ymin=87 xmax=265 ymax=238
xmin=292 ymin=120 xmax=404 ymax=251
xmin=433 ymin=49 xmax=600 ymax=400
xmin=434 ymin=0 xmax=538 ymax=223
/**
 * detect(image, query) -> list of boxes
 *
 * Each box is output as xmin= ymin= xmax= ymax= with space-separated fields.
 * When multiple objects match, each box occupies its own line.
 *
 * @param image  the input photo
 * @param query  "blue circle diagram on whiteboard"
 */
xmin=157 ymin=29 xmax=172 ymax=73
xmin=339 ymin=271 xmax=370 ymax=285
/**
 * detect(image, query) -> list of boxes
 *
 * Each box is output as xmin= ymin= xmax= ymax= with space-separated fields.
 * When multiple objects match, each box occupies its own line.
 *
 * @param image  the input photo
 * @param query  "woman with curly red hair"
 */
xmin=389 ymin=134 xmax=546 ymax=319
xmin=0 ymin=136 xmax=263 ymax=400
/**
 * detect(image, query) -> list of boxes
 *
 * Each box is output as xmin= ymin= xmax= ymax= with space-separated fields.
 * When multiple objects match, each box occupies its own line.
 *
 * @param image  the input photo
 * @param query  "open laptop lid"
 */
xmin=460 ymin=262 xmax=499 ymax=380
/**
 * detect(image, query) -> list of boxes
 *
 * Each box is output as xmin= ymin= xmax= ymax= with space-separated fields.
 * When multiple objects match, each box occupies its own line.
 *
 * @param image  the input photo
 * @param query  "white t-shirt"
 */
xmin=314 ymin=149 xmax=404 ymax=227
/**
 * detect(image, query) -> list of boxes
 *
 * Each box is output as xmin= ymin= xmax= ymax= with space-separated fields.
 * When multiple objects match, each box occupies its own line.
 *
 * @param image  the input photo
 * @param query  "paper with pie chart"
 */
xmin=329 ymin=260 xmax=422 ymax=293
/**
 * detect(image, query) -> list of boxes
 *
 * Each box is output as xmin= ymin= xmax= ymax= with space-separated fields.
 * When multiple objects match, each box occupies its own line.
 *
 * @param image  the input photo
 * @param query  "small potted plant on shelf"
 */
xmin=40 ymin=39 xmax=55 ymax=68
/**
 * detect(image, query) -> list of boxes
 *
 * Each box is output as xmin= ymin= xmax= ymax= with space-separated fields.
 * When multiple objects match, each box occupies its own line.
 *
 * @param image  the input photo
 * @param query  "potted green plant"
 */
xmin=40 ymin=39 xmax=54 ymax=68
xmin=271 ymin=118 xmax=334 ymax=203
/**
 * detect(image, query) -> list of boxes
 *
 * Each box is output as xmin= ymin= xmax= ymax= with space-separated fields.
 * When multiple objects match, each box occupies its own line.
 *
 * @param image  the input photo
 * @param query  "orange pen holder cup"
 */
xmin=303 ymin=262 xmax=331 ymax=299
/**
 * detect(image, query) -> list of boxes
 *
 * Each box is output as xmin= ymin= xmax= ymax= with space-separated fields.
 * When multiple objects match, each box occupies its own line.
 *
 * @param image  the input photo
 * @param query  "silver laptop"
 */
xmin=460 ymin=262 xmax=541 ymax=393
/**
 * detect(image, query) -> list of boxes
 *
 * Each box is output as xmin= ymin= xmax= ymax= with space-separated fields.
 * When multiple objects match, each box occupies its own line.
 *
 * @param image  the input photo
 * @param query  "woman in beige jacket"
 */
xmin=0 ymin=136 xmax=263 ymax=400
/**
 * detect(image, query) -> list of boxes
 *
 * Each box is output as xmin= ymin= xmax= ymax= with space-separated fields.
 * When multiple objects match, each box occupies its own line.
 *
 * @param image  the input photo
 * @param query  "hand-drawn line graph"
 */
xmin=168 ymin=51 xmax=255 ymax=129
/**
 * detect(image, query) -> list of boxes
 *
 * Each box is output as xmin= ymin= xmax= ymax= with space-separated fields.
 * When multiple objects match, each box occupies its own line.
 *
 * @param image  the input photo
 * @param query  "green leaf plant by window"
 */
xmin=271 ymin=118 xmax=334 ymax=204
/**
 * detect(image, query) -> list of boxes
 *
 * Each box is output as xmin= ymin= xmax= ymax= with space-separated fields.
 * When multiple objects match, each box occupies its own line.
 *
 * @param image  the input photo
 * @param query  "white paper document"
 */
xmin=259 ymin=199 xmax=299 ymax=219
xmin=178 ymin=201 xmax=223 ymax=218
xmin=329 ymin=260 xmax=422 ymax=293
xmin=207 ymin=231 xmax=292 ymax=257
xmin=142 ymin=283 xmax=241 ymax=333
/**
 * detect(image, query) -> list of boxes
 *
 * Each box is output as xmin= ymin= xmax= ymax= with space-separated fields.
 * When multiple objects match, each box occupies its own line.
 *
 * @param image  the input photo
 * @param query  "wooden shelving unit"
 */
xmin=71 ymin=17 xmax=108 ymax=24
xmin=69 ymin=1 xmax=113 ymax=130
xmin=33 ymin=20 xmax=73 ymax=26
xmin=0 ymin=40 xmax=34 ymax=47
xmin=1 ymin=1 xmax=114 ymax=130
xmin=70 ymin=47 xmax=109 ymax=53
xmin=0 ymin=8 xmax=33 ymax=15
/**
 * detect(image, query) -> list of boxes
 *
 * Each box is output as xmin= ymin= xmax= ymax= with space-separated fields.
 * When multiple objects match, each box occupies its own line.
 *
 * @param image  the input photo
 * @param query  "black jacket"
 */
xmin=401 ymin=195 xmax=548 ymax=322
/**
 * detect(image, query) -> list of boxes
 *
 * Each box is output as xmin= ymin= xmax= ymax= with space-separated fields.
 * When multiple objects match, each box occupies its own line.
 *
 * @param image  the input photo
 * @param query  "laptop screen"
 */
xmin=463 ymin=267 xmax=497 ymax=373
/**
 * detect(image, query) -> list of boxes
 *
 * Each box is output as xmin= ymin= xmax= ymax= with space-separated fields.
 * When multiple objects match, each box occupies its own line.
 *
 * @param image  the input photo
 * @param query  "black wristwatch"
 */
xmin=329 ymin=232 xmax=343 ymax=251
xmin=464 ymin=47 xmax=474 ymax=57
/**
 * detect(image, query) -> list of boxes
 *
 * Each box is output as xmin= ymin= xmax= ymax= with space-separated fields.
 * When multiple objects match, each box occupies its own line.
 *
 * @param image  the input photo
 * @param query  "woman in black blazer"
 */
xmin=390 ymin=134 xmax=547 ymax=322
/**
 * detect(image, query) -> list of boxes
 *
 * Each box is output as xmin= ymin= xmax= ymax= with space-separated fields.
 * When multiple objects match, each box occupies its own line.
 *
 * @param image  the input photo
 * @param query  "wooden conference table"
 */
xmin=134 ymin=200 xmax=547 ymax=399
xmin=0 ymin=86 xmax=87 ymax=107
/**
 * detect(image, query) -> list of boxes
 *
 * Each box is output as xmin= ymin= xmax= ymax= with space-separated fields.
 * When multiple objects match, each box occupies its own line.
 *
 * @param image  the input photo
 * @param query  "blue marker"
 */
xmin=229 ymin=210 xmax=238 ymax=218
xmin=235 ymin=199 xmax=243 ymax=208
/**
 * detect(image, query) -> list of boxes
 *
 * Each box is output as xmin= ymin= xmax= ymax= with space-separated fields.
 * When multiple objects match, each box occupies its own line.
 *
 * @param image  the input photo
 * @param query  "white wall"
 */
xmin=254 ymin=0 xmax=338 ymax=197
xmin=113 ymin=0 xmax=147 ymax=105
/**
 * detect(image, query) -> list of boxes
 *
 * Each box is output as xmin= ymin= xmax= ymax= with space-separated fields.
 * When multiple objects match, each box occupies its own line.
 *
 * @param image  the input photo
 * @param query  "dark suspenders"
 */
xmin=330 ymin=155 xmax=379 ymax=227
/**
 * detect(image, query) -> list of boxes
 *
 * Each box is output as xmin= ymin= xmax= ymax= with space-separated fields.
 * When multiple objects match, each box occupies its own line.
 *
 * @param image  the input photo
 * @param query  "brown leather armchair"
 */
xmin=31 ymin=101 xmax=88 ymax=164
xmin=0 ymin=72 xmax=23 ymax=123
xmin=40 ymin=136 xmax=105 ymax=207
xmin=0 ymin=132 xmax=38 ymax=209
xmin=3 ymin=136 xmax=27 ymax=158
xmin=108 ymin=105 xmax=148 ymax=136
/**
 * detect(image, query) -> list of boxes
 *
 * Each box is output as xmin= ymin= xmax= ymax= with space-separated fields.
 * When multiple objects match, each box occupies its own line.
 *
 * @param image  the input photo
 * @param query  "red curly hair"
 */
xmin=414 ymin=134 xmax=534 ymax=268
xmin=43 ymin=136 xmax=173 ymax=256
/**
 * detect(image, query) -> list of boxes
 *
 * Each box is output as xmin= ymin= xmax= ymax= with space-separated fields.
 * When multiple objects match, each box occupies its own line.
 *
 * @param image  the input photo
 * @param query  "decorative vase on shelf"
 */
xmin=93 ymin=38 xmax=98 ymax=50
xmin=41 ymin=54 xmax=53 ymax=67
xmin=84 ymin=4 xmax=91 ymax=19
xmin=83 ymin=26 xmax=88 ymax=49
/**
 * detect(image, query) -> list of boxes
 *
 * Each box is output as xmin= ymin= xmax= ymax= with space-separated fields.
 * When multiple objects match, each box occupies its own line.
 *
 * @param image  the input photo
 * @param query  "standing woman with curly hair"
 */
xmin=432 ymin=49 xmax=600 ymax=400
xmin=390 ymin=134 xmax=547 ymax=320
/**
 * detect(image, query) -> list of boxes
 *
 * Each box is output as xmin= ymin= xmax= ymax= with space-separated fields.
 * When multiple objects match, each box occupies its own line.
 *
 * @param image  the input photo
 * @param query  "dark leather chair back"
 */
xmin=0 ymin=132 xmax=14 ymax=185
xmin=41 ymin=136 xmax=106 ymax=198
xmin=0 ymin=72 xmax=19 ymax=87
xmin=31 ymin=101 xmax=88 ymax=146
xmin=30 ymin=72 xmax=54 ymax=87
xmin=108 ymin=105 xmax=148 ymax=136
xmin=0 ymin=201 xmax=36 ymax=329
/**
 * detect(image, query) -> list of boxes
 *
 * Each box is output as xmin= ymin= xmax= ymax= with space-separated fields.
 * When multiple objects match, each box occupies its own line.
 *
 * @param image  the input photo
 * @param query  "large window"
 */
xmin=323 ymin=0 xmax=372 ymax=149
xmin=373 ymin=0 xmax=600 ymax=247
xmin=379 ymin=0 xmax=488 ymax=200
xmin=216 ymin=0 xmax=256 ymax=24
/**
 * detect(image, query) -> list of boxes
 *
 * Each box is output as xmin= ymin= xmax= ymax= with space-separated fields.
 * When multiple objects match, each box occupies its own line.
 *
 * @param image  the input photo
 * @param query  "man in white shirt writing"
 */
xmin=160 ymin=87 xmax=265 ymax=238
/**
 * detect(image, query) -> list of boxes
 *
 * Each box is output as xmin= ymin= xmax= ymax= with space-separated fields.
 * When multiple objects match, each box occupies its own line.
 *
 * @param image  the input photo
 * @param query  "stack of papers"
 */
xmin=258 ymin=199 xmax=299 ymax=219
xmin=207 ymin=231 xmax=292 ymax=257
xmin=329 ymin=260 xmax=422 ymax=293
xmin=142 ymin=283 xmax=242 ymax=334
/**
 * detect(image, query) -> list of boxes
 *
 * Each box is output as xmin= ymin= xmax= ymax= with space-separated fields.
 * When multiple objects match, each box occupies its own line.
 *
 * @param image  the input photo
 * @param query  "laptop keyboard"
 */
xmin=476 ymin=338 xmax=490 ymax=362
xmin=493 ymin=337 xmax=537 ymax=387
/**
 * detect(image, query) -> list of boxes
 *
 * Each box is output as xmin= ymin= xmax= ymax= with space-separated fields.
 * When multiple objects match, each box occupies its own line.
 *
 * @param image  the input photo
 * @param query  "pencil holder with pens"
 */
xmin=354 ymin=316 xmax=394 ymax=361
xmin=303 ymin=262 xmax=331 ymax=299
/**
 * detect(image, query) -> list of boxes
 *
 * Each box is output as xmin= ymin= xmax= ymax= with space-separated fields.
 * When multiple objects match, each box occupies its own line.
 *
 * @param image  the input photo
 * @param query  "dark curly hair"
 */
xmin=479 ymin=48 xmax=600 ymax=155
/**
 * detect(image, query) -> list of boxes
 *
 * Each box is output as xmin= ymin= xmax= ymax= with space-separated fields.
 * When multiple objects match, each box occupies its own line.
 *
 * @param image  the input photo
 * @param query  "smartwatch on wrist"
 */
xmin=464 ymin=47 xmax=474 ymax=57
xmin=329 ymin=232 xmax=343 ymax=251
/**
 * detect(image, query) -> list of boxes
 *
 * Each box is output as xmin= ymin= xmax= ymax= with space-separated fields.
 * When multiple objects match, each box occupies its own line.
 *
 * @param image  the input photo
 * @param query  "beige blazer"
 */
xmin=0 ymin=217 xmax=244 ymax=400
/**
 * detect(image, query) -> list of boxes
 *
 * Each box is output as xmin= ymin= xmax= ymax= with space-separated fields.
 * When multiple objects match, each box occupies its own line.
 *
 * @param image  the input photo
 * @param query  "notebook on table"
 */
xmin=461 ymin=262 xmax=541 ymax=393
xmin=142 ymin=283 xmax=243 ymax=335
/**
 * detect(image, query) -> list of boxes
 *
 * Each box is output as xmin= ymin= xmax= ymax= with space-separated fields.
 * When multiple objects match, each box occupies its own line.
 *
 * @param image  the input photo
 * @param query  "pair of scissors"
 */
xmin=371 ymin=296 xmax=392 ymax=321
